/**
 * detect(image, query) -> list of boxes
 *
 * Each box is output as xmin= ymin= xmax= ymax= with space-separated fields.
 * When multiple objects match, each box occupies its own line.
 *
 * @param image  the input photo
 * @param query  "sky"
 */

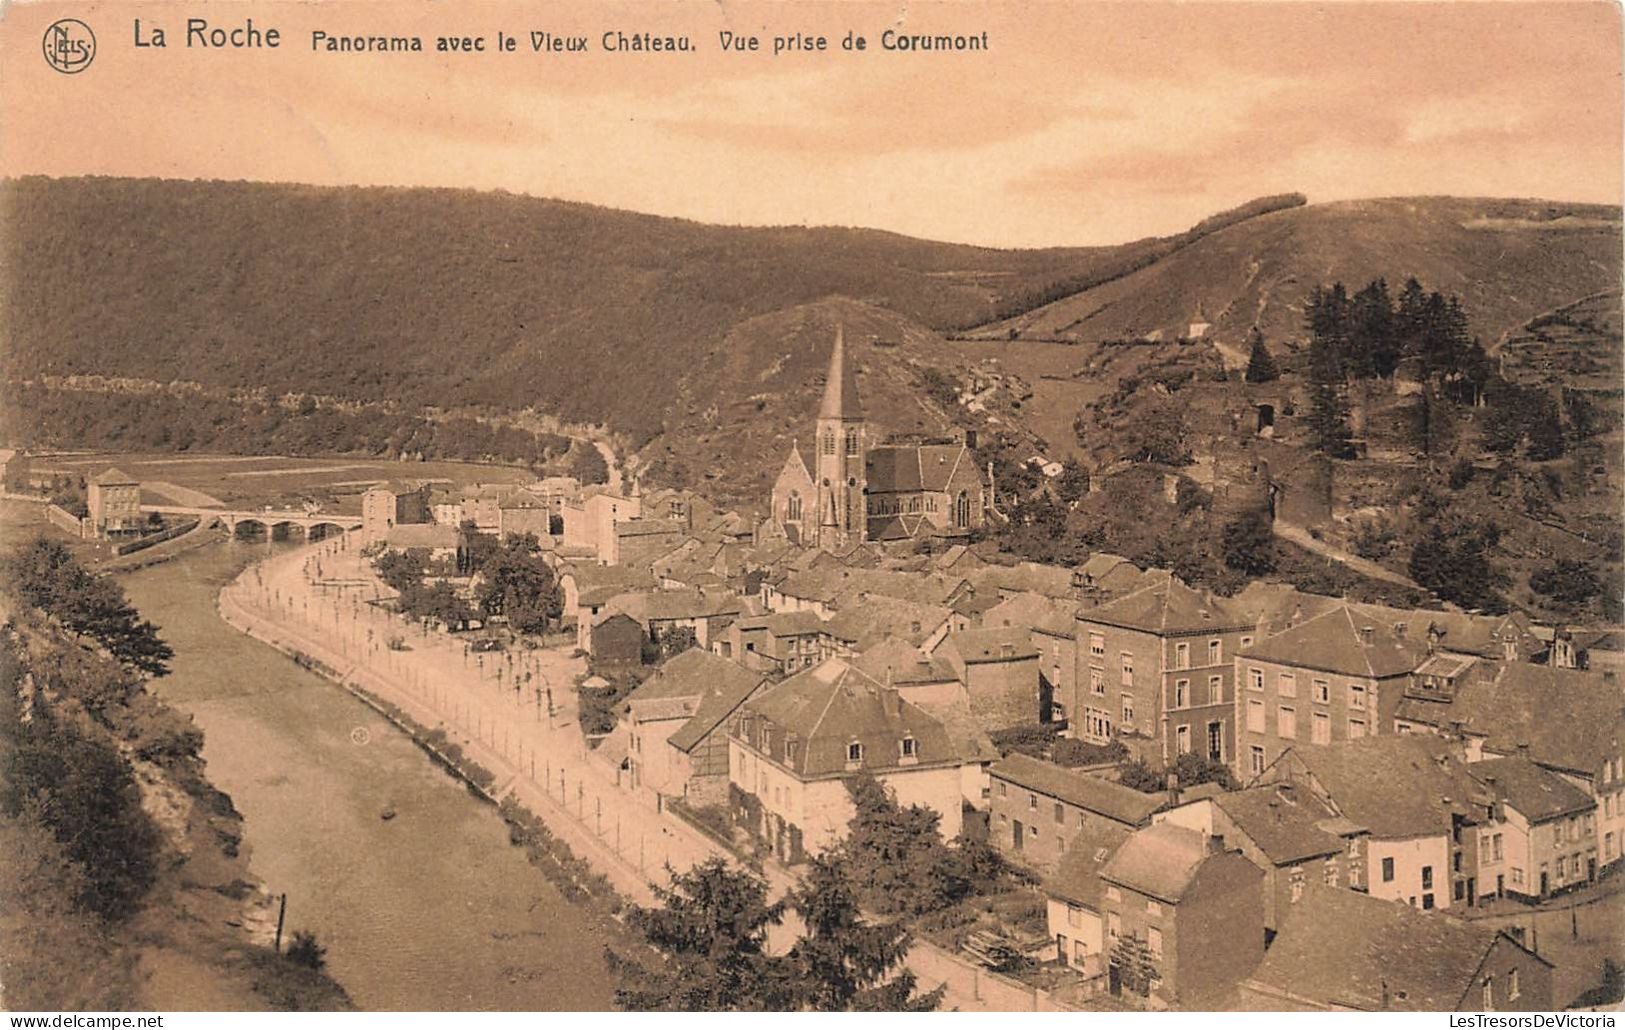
xmin=3 ymin=0 xmax=1620 ymax=248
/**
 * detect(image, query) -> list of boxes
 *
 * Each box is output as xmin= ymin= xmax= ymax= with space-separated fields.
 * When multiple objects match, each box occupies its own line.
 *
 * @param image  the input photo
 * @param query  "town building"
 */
xmin=1254 ymin=736 xmax=1492 ymax=911
xmin=726 ymin=657 xmax=969 ymax=863
xmin=932 ymin=626 xmax=1042 ymax=730
xmin=588 ymin=612 xmax=645 ymax=668
xmin=87 ymin=467 xmax=143 ymax=537
xmin=1466 ymin=755 xmax=1599 ymax=900
xmin=382 ymin=523 xmax=462 ymax=563
xmin=621 ymin=649 xmax=770 ymax=800
xmin=982 ymin=591 xmax=1079 ymax=725
xmin=723 ymin=610 xmax=827 ymax=672
xmin=1235 ymin=604 xmax=1426 ymax=779
xmin=362 ymin=481 xmax=431 ymax=540
xmin=1155 ymin=782 xmax=1350 ymax=933
xmin=769 ymin=327 xmax=988 ymax=550
xmin=987 ymin=753 xmax=1163 ymax=873
xmin=1073 ymin=572 xmax=1253 ymax=768
xmin=1235 ymin=884 xmax=1552 ymax=1011
xmin=1096 ymin=822 xmax=1264 ymax=1010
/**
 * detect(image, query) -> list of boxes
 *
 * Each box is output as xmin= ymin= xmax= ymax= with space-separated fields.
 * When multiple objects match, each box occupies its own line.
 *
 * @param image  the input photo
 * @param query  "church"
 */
xmin=769 ymin=327 xmax=989 ymax=550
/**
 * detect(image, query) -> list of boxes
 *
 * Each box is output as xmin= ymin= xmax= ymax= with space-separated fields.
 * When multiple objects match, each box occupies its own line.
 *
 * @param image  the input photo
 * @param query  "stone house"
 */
xmin=1466 ymin=755 xmax=1599 ymax=901
xmin=987 ymin=753 xmax=1163 ymax=874
xmin=932 ymin=626 xmax=1041 ymax=730
xmin=87 ymin=467 xmax=143 ymax=537
xmin=362 ymin=481 xmax=430 ymax=541
xmin=1073 ymin=572 xmax=1254 ymax=769
xmin=1097 ymin=823 xmax=1264 ymax=1010
xmin=726 ymin=658 xmax=969 ymax=863
xmin=589 ymin=612 xmax=645 ymax=668
xmin=622 ymin=649 xmax=770 ymax=802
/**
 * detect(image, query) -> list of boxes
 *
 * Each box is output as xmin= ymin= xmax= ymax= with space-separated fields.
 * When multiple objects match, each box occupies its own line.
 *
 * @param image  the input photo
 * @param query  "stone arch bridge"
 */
xmin=139 ymin=504 xmax=362 ymax=542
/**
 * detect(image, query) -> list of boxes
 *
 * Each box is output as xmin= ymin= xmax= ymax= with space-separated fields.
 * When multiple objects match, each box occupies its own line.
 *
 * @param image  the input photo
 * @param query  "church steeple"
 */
xmin=818 ymin=324 xmax=864 ymax=421
xmin=813 ymin=325 xmax=866 ymax=551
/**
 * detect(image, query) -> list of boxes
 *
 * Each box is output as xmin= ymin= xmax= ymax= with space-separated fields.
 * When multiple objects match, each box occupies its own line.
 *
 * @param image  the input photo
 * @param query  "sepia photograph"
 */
xmin=1 ymin=0 xmax=1622 ymax=1017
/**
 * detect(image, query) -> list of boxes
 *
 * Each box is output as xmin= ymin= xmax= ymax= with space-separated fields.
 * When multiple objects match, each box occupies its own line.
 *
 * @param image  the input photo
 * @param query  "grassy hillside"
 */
xmin=971 ymin=197 xmax=1622 ymax=350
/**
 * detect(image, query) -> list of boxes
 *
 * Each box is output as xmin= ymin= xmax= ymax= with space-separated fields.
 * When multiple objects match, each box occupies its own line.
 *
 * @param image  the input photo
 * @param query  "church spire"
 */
xmin=817 ymin=324 xmax=863 ymax=420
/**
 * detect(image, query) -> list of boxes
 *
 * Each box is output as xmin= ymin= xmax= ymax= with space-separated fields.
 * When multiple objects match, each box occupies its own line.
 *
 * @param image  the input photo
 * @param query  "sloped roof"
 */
xmin=973 ymin=561 xmax=1077 ymax=600
xmin=742 ymin=658 xmax=958 ymax=778
xmin=868 ymin=512 xmax=933 ymax=541
xmin=1213 ymin=784 xmax=1344 ymax=865
xmin=990 ymin=753 xmax=1163 ymax=826
xmin=866 ymin=443 xmax=971 ymax=494
xmin=983 ymin=591 xmax=1077 ymax=637
xmin=734 ymin=610 xmax=827 ymax=638
xmin=1467 ymin=756 xmax=1594 ymax=823
xmin=1240 ymin=605 xmax=1427 ymax=678
xmin=606 ymin=588 xmax=743 ymax=623
xmin=852 ymin=636 xmax=958 ymax=686
xmin=938 ymin=626 xmax=1040 ymax=664
xmin=1244 ymin=884 xmax=1539 ymax=1011
xmin=92 ymin=466 xmax=138 ymax=485
xmin=1047 ymin=825 xmax=1133 ymax=908
xmin=653 ymin=653 xmax=772 ymax=754
xmin=1280 ymin=735 xmax=1486 ymax=839
xmin=1446 ymin=663 xmax=1623 ymax=776
xmin=1099 ymin=823 xmax=1214 ymax=902
xmin=825 ymin=592 xmax=951 ymax=650
xmin=385 ymin=523 xmax=459 ymax=549
xmin=1079 ymin=570 xmax=1252 ymax=635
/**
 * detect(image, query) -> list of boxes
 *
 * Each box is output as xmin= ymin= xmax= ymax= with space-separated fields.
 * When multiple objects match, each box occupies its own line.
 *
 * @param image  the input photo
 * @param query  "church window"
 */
xmin=822 ymin=432 xmax=835 ymax=456
xmin=786 ymin=491 xmax=802 ymax=522
xmin=954 ymin=490 xmax=971 ymax=528
xmin=845 ymin=429 xmax=859 ymax=456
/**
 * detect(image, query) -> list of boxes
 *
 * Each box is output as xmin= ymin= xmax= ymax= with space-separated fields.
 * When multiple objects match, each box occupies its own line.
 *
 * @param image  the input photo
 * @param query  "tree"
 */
xmin=569 ymin=442 xmax=610 ymax=486
xmin=3 ymin=540 xmax=173 ymax=676
xmin=1221 ymin=508 xmax=1276 ymax=576
xmin=1243 ymin=327 xmax=1279 ymax=383
xmin=476 ymin=533 xmax=560 ymax=634
xmin=1408 ymin=518 xmax=1508 ymax=613
xmin=285 ymin=930 xmax=327 ymax=971
xmin=841 ymin=776 xmax=957 ymax=917
xmin=1306 ymin=378 xmax=1356 ymax=459
xmin=609 ymin=858 xmax=795 ymax=1011
xmin=1529 ymin=559 xmax=1603 ymax=612
xmin=1116 ymin=758 xmax=1165 ymax=793
xmin=1055 ymin=459 xmax=1090 ymax=504
xmin=1348 ymin=279 xmax=1397 ymax=378
xmin=786 ymin=852 xmax=941 ymax=1012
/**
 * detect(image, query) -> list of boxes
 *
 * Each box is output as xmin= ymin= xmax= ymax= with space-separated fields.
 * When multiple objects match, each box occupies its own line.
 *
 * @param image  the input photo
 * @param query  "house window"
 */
xmin=1207 ymin=722 xmax=1224 ymax=762
xmin=1121 ymin=694 xmax=1135 ymax=727
xmin=1090 ymin=670 xmax=1105 ymax=696
xmin=1174 ymin=679 xmax=1190 ymax=707
xmin=1250 ymin=746 xmax=1266 ymax=776
xmin=1482 ymin=978 xmax=1493 ymax=1011
xmin=1312 ymin=711 xmax=1330 ymax=745
xmin=1067 ymin=904 xmax=1084 ymax=929
xmin=1247 ymin=698 xmax=1266 ymax=733
xmin=1324 ymin=858 xmax=1339 ymax=886
xmin=1120 ymin=652 xmax=1134 ymax=686
xmin=847 ymin=741 xmax=863 ymax=764
xmin=1177 ymin=725 xmax=1191 ymax=754
xmin=1382 ymin=857 xmax=1395 ymax=882
xmin=1508 ymin=969 xmax=1520 ymax=1001
xmin=1241 ymin=636 xmax=1254 ymax=649
xmin=1208 ymin=639 xmax=1222 ymax=665
xmin=900 ymin=736 xmax=917 ymax=759
xmin=1350 ymin=684 xmax=1366 ymax=710
xmin=1349 ymin=718 xmax=1367 ymax=738
xmin=1107 ymin=912 xmax=1121 ymax=939
xmin=1421 ymin=866 xmax=1433 ymax=890
xmin=1248 ymin=668 xmax=1264 ymax=692
xmin=1054 ymin=801 xmax=1065 ymax=824
xmin=1313 ymin=679 xmax=1330 ymax=704
xmin=1278 ymin=705 xmax=1297 ymax=740
xmin=1174 ymin=642 xmax=1190 ymax=670
xmin=1277 ymin=672 xmax=1297 ymax=697
xmin=1029 ymin=793 xmax=1038 ymax=811
xmin=787 ymin=741 xmax=798 ymax=762
xmin=1494 ymin=834 xmax=1503 ymax=862
xmin=1090 ymin=633 xmax=1105 ymax=658
xmin=1147 ymin=927 xmax=1164 ymax=959
xmin=998 ymin=782 xmax=1008 ymax=797
xmin=1208 ymin=675 xmax=1223 ymax=704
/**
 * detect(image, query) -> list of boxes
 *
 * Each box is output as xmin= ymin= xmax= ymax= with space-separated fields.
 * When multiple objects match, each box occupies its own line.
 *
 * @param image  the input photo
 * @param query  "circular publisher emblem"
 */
xmin=43 ymin=19 xmax=96 ymax=74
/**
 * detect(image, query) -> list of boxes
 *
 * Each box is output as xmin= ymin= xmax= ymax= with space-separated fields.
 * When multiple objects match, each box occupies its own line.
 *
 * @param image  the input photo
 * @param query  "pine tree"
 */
xmin=786 ymin=853 xmax=942 ymax=1012
xmin=1243 ymin=327 xmax=1279 ymax=383
xmin=1348 ymin=279 xmax=1396 ymax=378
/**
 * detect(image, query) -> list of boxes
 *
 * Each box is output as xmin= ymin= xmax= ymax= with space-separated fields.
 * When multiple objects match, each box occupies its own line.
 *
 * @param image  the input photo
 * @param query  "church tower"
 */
xmin=814 ymin=325 xmax=866 ymax=551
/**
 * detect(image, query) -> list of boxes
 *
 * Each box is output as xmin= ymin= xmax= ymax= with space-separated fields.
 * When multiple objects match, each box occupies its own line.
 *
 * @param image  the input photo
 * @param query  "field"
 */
xmin=29 ymin=452 xmax=533 ymax=515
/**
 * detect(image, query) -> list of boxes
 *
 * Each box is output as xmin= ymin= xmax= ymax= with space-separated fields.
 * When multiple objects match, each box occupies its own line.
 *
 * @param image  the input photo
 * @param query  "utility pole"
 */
xmin=274 ymin=892 xmax=287 ymax=954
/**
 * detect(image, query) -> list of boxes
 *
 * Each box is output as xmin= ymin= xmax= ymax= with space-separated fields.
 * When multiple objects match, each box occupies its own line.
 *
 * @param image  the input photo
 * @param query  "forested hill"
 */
xmin=0 ymin=176 xmax=1116 ymax=445
xmin=0 ymin=178 xmax=1315 ymax=447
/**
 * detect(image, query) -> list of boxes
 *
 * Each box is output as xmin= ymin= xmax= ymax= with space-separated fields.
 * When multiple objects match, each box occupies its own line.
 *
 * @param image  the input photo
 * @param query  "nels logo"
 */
xmin=43 ymin=18 xmax=96 ymax=74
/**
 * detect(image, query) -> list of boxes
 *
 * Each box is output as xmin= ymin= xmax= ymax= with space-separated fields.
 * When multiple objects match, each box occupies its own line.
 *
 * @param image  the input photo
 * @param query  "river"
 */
xmin=118 ymin=541 xmax=618 ymax=1011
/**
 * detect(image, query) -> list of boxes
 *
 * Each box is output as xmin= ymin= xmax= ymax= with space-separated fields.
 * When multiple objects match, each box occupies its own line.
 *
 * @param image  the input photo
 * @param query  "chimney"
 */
xmin=1166 ymin=771 xmax=1181 ymax=809
xmin=1516 ymin=740 xmax=1531 ymax=758
xmin=1393 ymin=622 xmax=1408 ymax=639
xmin=964 ymin=429 xmax=978 ymax=451
xmin=881 ymin=687 xmax=902 ymax=720
xmin=1359 ymin=625 xmax=1375 ymax=645
xmin=1604 ymin=669 xmax=1618 ymax=685
xmin=1206 ymin=832 xmax=1226 ymax=855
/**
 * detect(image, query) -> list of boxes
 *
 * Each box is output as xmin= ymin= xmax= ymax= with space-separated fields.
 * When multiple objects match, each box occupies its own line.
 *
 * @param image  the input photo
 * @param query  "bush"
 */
xmin=284 ymin=930 xmax=327 ymax=971
xmin=1051 ymin=737 xmax=1127 ymax=767
xmin=988 ymin=723 xmax=1058 ymax=758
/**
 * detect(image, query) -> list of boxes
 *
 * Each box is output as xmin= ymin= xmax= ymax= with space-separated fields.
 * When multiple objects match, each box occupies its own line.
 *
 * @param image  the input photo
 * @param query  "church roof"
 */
xmin=867 ymin=443 xmax=970 ymax=493
xmin=817 ymin=325 xmax=863 ymax=421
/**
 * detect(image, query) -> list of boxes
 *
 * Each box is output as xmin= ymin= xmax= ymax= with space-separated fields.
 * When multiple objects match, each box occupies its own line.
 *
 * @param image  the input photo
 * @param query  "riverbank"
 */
xmin=119 ymin=543 xmax=622 ymax=1010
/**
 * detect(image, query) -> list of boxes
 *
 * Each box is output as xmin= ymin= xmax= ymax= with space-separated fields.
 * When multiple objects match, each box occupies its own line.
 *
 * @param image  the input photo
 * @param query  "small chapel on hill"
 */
xmin=769 ymin=327 xmax=989 ymax=550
